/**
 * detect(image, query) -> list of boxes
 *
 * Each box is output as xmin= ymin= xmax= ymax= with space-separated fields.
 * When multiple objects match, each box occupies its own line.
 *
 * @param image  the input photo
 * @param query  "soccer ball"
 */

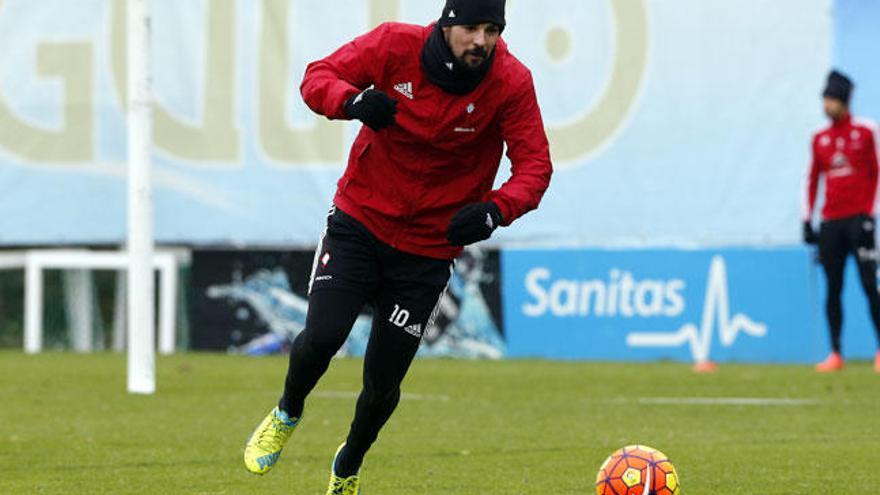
xmin=595 ymin=445 xmax=680 ymax=495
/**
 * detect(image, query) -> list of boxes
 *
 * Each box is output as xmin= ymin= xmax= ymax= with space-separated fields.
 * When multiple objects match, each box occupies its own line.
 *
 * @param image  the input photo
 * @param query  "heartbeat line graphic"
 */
xmin=625 ymin=256 xmax=767 ymax=362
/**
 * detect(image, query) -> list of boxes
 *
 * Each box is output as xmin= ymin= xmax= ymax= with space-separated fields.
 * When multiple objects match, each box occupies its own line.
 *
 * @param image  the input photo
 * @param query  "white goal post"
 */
xmin=18 ymin=249 xmax=184 ymax=357
xmin=127 ymin=0 xmax=156 ymax=395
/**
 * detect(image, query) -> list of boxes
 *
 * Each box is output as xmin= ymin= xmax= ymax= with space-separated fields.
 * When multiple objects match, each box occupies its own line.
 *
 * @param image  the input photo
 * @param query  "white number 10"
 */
xmin=389 ymin=304 xmax=410 ymax=327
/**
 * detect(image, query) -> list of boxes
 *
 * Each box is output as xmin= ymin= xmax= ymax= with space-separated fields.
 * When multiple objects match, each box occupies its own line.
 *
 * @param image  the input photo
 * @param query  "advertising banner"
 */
xmin=0 ymin=0 xmax=831 ymax=247
xmin=189 ymin=247 xmax=504 ymax=358
xmin=834 ymin=0 xmax=880 ymax=123
xmin=502 ymin=248 xmax=878 ymax=363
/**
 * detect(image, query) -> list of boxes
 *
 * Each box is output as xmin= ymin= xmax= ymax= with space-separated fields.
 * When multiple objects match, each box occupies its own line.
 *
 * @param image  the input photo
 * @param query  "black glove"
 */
xmin=803 ymin=221 xmax=818 ymax=245
xmin=447 ymin=202 xmax=503 ymax=246
xmin=344 ymin=89 xmax=398 ymax=131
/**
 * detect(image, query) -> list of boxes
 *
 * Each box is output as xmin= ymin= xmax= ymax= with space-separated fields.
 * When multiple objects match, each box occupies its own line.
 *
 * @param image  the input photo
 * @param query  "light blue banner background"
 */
xmin=0 ymin=0 xmax=836 ymax=247
xmin=834 ymin=0 xmax=880 ymax=124
xmin=502 ymin=248 xmax=877 ymax=363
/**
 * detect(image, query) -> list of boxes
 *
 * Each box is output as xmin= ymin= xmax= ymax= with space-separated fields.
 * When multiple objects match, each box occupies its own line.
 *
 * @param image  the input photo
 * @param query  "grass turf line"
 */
xmin=0 ymin=351 xmax=877 ymax=494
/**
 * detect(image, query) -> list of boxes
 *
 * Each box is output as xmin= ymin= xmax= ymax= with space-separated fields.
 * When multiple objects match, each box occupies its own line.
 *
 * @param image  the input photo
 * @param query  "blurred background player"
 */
xmin=803 ymin=70 xmax=880 ymax=373
xmin=242 ymin=0 xmax=552 ymax=493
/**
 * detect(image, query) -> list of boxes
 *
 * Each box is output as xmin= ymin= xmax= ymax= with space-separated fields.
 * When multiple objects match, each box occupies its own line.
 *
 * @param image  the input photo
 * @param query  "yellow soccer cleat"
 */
xmin=244 ymin=407 xmax=300 ymax=475
xmin=326 ymin=443 xmax=361 ymax=495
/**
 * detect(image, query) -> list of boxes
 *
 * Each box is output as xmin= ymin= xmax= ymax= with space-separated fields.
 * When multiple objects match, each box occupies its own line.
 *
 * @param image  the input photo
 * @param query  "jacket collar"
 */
xmin=419 ymin=23 xmax=507 ymax=95
xmin=831 ymin=113 xmax=852 ymax=129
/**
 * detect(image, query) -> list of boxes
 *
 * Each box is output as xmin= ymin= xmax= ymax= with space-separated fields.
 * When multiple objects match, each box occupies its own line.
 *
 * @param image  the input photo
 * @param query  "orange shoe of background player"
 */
xmin=874 ymin=351 xmax=880 ymax=373
xmin=815 ymin=352 xmax=844 ymax=372
xmin=693 ymin=360 xmax=718 ymax=373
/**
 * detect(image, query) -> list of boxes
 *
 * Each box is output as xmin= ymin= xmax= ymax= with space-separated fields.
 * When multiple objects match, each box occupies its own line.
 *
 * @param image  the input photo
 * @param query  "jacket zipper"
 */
xmin=394 ymin=92 xmax=449 ymax=248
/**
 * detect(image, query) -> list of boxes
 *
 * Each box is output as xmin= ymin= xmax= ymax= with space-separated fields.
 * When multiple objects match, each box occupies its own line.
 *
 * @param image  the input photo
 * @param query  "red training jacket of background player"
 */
xmin=804 ymin=115 xmax=880 ymax=221
xmin=301 ymin=22 xmax=553 ymax=260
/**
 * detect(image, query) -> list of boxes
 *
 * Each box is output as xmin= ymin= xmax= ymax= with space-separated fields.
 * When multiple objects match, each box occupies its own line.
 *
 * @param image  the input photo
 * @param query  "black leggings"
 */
xmin=278 ymin=288 xmax=424 ymax=468
xmin=819 ymin=214 xmax=880 ymax=352
xmin=278 ymin=208 xmax=451 ymax=473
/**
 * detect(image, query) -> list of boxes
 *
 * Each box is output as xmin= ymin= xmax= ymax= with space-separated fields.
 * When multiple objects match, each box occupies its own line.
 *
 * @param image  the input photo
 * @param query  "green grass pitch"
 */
xmin=1 ymin=351 xmax=878 ymax=494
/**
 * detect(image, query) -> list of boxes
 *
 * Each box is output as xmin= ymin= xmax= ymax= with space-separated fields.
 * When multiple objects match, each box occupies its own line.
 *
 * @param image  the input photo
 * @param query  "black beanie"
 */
xmin=438 ymin=0 xmax=506 ymax=31
xmin=823 ymin=70 xmax=854 ymax=105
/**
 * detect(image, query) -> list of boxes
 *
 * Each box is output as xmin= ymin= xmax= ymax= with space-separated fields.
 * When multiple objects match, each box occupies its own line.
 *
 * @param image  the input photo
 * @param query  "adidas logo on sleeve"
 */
xmin=394 ymin=82 xmax=414 ymax=100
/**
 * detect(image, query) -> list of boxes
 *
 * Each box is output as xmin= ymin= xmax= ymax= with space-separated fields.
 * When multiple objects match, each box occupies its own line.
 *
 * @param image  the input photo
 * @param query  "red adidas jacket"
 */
xmin=804 ymin=115 xmax=880 ymax=221
xmin=301 ymin=22 xmax=553 ymax=259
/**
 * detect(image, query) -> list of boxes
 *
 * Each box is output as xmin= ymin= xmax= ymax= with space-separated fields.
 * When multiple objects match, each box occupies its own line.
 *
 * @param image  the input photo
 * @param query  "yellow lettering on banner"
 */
xmin=0 ymin=0 xmax=641 ymax=166
xmin=111 ymin=0 xmax=240 ymax=163
xmin=369 ymin=0 xmax=399 ymax=29
xmin=546 ymin=0 xmax=649 ymax=163
xmin=0 ymin=42 xmax=94 ymax=162
xmin=110 ymin=1 xmax=127 ymax=117
xmin=155 ymin=0 xmax=240 ymax=162
xmin=258 ymin=0 xmax=343 ymax=164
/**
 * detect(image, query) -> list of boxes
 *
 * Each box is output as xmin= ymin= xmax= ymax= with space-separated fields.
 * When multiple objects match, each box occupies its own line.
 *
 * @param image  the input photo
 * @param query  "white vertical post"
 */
xmin=64 ymin=269 xmax=95 ymax=353
xmin=112 ymin=270 xmax=127 ymax=352
xmin=158 ymin=255 xmax=177 ymax=355
xmin=127 ymin=0 xmax=156 ymax=395
xmin=24 ymin=257 xmax=43 ymax=354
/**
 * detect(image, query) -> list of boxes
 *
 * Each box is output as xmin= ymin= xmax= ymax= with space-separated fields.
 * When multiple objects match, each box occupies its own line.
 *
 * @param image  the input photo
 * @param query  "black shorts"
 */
xmin=308 ymin=206 xmax=453 ymax=338
xmin=819 ymin=214 xmax=877 ymax=268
